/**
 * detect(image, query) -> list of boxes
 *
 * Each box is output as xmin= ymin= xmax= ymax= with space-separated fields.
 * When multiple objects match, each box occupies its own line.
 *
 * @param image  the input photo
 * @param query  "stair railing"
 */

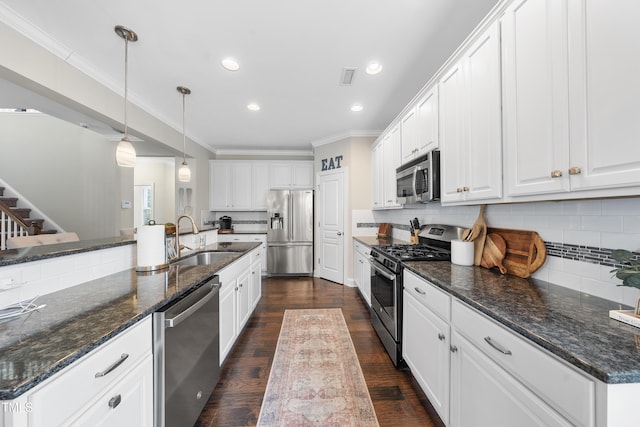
xmin=0 ymin=200 xmax=29 ymax=251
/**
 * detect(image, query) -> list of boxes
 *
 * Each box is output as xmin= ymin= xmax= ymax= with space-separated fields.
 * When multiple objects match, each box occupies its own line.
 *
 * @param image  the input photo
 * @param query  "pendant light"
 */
xmin=114 ymin=25 xmax=138 ymax=167
xmin=177 ymin=86 xmax=192 ymax=182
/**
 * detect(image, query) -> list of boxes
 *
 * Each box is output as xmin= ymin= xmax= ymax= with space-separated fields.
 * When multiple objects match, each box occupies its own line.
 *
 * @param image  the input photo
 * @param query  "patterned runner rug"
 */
xmin=257 ymin=308 xmax=379 ymax=426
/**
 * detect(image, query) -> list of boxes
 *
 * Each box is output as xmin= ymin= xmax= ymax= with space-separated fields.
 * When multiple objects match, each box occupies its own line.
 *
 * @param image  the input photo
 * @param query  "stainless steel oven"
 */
xmin=396 ymin=150 xmax=440 ymax=205
xmin=369 ymin=225 xmax=463 ymax=368
xmin=370 ymin=250 xmax=403 ymax=366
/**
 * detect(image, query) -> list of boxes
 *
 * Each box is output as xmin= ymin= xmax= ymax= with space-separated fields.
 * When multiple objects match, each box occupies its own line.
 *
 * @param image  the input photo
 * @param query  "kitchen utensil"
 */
xmin=462 ymin=228 xmax=474 ymax=241
xmin=451 ymin=239 xmax=474 ymax=265
xmin=480 ymin=233 xmax=508 ymax=274
xmin=412 ymin=218 xmax=421 ymax=230
xmin=472 ymin=204 xmax=487 ymax=265
xmin=486 ymin=227 xmax=547 ymax=278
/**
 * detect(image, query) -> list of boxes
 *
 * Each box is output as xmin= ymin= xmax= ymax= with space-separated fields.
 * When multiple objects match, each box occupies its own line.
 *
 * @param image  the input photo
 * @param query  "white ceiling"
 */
xmin=0 ymin=0 xmax=500 ymax=154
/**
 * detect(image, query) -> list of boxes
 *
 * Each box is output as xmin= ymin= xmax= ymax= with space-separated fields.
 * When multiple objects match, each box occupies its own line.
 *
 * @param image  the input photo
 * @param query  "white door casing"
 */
xmin=316 ymin=169 xmax=345 ymax=284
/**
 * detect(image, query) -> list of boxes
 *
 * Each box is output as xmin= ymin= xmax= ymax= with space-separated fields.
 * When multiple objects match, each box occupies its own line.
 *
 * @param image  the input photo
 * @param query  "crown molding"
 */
xmin=310 ymin=130 xmax=381 ymax=148
xmin=214 ymin=148 xmax=314 ymax=157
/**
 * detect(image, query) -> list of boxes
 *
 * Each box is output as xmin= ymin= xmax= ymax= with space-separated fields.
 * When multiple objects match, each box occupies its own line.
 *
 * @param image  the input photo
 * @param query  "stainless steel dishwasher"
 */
xmin=153 ymin=275 xmax=220 ymax=427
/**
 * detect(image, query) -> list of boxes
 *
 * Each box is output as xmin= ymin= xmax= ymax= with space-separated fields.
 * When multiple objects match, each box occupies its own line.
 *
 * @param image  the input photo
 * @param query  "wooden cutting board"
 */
xmin=486 ymin=227 xmax=547 ymax=278
xmin=481 ymin=233 xmax=507 ymax=274
xmin=472 ymin=205 xmax=487 ymax=266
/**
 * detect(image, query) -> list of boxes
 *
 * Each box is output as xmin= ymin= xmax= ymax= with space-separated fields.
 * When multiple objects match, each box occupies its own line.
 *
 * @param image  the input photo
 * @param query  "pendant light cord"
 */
xmin=123 ymin=37 xmax=129 ymax=139
xmin=182 ymin=92 xmax=186 ymax=162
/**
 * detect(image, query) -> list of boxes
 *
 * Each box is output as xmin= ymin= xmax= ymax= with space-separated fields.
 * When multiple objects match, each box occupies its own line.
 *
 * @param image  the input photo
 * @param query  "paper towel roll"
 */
xmin=136 ymin=224 xmax=168 ymax=272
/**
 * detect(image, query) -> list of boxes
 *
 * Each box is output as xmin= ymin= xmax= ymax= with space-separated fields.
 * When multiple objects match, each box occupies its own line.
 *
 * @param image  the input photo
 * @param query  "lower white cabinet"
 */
xmin=402 ymin=270 xmax=597 ymax=427
xmin=25 ymin=317 xmax=153 ymax=427
xmin=217 ymin=234 xmax=267 ymax=274
xmin=218 ymin=247 xmax=261 ymax=364
xmin=352 ymin=241 xmax=371 ymax=306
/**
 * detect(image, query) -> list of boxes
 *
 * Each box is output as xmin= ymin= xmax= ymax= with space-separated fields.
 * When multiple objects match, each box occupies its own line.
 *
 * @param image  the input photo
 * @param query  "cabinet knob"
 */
xmin=463 ymin=186 xmax=469 ymax=192
xmin=568 ymin=166 xmax=582 ymax=175
xmin=456 ymin=187 xmax=463 ymax=193
xmin=550 ymin=170 xmax=563 ymax=178
xmin=108 ymin=394 xmax=122 ymax=409
xmin=438 ymin=333 xmax=445 ymax=341
xmin=450 ymin=345 xmax=458 ymax=353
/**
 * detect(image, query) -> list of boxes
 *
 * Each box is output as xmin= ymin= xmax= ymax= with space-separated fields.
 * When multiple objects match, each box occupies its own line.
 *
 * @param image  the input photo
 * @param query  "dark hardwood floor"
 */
xmin=196 ymin=276 xmax=442 ymax=427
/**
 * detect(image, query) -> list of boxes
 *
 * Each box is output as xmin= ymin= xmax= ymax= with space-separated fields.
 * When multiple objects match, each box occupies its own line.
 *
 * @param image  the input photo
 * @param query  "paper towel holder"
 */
xmin=136 ymin=221 xmax=170 ymax=272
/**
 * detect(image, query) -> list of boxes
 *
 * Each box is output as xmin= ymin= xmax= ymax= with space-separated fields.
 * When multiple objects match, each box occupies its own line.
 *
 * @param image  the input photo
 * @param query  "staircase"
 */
xmin=0 ymin=186 xmax=57 ymax=250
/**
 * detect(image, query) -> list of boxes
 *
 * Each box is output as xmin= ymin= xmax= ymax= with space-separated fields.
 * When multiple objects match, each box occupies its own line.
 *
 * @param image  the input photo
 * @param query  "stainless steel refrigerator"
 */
xmin=267 ymin=190 xmax=313 ymax=275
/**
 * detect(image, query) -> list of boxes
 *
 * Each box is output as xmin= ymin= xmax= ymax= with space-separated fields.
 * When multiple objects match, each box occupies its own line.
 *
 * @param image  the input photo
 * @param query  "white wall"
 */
xmin=0 ymin=112 xmax=124 ymax=239
xmin=356 ymin=197 xmax=640 ymax=306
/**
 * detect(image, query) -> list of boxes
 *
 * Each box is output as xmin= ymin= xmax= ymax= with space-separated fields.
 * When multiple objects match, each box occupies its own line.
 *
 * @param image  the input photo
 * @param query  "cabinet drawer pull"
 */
xmin=108 ymin=394 xmax=122 ymax=409
xmin=568 ymin=166 xmax=582 ymax=175
xmin=95 ymin=353 xmax=129 ymax=378
xmin=550 ymin=169 xmax=563 ymax=178
xmin=484 ymin=336 xmax=512 ymax=355
xmin=438 ymin=333 xmax=445 ymax=341
xmin=414 ymin=287 xmax=426 ymax=295
xmin=450 ymin=345 xmax=458 ymax=353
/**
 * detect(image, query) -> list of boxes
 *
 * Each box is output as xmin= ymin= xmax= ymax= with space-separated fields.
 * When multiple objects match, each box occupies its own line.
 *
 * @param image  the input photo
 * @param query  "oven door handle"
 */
xmin=371 ymin=260 xmax=397 ymax=281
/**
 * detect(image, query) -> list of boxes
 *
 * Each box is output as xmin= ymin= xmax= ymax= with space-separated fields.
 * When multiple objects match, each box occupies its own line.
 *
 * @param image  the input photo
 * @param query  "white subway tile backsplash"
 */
xmin=563 ymin=199 xmax=602 ymax=216
xmin=581 ymin=216 xmax=623 ymax=233
xmin=623 ymin=216 xmax=640 ymax=233
xmin=581 ymin=278 xmax=623 ymax=303
xmin=563 ymin=230 xmax=600 ymax=247
xmin=602 ymin=198 xmax=640 ymax=215
xmin=600 ymin=232 xmax=640 ymax=252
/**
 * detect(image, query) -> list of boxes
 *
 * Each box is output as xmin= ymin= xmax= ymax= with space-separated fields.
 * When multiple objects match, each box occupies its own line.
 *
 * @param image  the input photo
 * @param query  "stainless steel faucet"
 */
xmin=176 ymin=214 xmax=200 ymax=258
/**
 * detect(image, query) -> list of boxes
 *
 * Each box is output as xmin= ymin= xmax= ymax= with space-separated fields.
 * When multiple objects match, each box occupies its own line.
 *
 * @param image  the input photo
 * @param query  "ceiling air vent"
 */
xmin=340 ymin=67 xmax=357 ymax=86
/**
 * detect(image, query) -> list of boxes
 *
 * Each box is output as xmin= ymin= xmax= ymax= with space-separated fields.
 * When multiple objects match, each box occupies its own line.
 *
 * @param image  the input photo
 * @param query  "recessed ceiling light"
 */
xmin=350 ymin=104 xmax=363 ymax=112
xmin=247 ymin=103 xmax=260 ymax=111
xmin=221 ymin=58 xmax=240 ymax=71
xmin=365 ymin=62 xmax=383 ymax=75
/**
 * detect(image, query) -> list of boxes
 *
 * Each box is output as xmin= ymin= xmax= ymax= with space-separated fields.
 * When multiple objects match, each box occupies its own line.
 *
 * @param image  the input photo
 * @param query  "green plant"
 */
xmin=610 ymin=249 xmax=640 ymax=289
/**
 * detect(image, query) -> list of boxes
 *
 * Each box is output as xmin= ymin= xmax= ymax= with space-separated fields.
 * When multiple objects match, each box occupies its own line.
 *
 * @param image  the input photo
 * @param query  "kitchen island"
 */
xmin=0 ymin=241 xmax=259 ymax=401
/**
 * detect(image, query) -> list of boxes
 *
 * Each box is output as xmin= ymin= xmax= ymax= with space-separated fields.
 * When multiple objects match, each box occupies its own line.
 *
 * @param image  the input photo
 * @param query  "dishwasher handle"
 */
xmin=164 ymin=278 xmax=219 ymax=328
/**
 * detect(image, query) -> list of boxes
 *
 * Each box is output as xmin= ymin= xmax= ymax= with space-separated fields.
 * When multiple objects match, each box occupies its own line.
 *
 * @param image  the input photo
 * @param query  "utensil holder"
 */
xmin=410 ymin=229 xmax=419 ymax=244
xmin=451 ymin=239 xmax=474 ymax=266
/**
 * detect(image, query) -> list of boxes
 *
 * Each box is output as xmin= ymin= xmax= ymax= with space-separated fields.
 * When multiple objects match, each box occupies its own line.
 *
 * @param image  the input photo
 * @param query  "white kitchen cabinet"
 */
xmin=251 ymin=161 xmax=270 ymax=210
xmin=352 ymin=240 xmax=371 ymax=306
xmin=249 ymin=255 xmax=262 ymax=311
xmin=566 ymin=0 xmax=640 ymax=192
xmin=218 ymin=248 xmax=262 ymax=364
xmin=383 ymin=125 xmax=402 ymax=208
xmin=501 ymin=0 xmax=571 ymax=197
xmin=403 ymin=291 xmax=451 ymax=424
xmin=440 ymin=21 xmax=502 ymax=204
xmin=26 ymin=318 xmax=153 ymax=427
xmin=450 ymin=330 xmax=572 ymax=427
xmin=371 ymin=124 xmax=401 ymax=210
xmin=217 ymin=234 xmax=267 ymax=274
xmin=503 ymin=0 xmax=640 ymax=199
xmin=371 ymin=141 xmax=384 ymax=209
xmin=401 ymin=85 xmax=439 ymax=165
xmin=210 ymin=161 xmax=271 ymax=211
xmin=451 ymin=299 xmax=594 ymax=427
xmin=269 ymin=161 xmax=314 ymax=189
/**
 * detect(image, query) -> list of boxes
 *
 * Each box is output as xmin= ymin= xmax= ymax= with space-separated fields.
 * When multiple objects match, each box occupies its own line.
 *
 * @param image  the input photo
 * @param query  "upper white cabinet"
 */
xmin=503 ymin=0 xmax=640 ymax=198
xmin=269 ymin=161 xmax=314 ymax=189
xmin=371 ymin=124 xmax=401 ymax=210
xmin=440 ymin=21 xmax=503 ymax=204
xmin=210 ymin=160 xmax=312 ymax=211
xmin=371 ymin=141 xmax=384 ymax=209
xmin=210 ymin=161 xmax=253 ymax=210
xmin=383 ymin=125 xmax=402 ymax=208
xmin=502 ymin=0 xmax=571 ymax=196
xmin=566 ymin=0 xmax=640 ymax=192
xmin=401 ymin=85 xmax=439 ymax=165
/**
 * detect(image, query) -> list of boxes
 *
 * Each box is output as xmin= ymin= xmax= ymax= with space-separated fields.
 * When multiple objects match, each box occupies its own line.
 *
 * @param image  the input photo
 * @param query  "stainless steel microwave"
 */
xmin=396 ymin=150 xmax=440 ymax=204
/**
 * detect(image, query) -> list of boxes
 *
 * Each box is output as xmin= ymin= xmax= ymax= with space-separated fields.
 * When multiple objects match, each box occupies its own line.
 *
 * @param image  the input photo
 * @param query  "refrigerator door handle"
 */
xmin=268 ymin=242 xmax=312 ymax=247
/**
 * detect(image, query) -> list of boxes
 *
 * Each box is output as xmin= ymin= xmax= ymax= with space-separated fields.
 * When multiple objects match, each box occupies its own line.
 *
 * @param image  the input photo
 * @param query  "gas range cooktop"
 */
xmin=379 ymin=244 xmax=450 ymax=262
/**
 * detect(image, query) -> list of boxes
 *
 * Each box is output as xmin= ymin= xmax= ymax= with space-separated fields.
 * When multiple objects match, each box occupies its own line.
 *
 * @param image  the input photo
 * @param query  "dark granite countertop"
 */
xmin=402 ymin=261 xmax=640 ymax=384
xmin=0 ymin=236 xmax=134 ymax=267
xmin=0 ymin=242 xmax=259 ymax=400
xmin=353 ymin=235 xmax=408 ymax=247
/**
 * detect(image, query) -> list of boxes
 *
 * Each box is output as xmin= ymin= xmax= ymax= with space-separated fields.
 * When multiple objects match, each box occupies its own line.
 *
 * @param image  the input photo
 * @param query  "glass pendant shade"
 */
xmin=116 ymin=137 xmax=136 ymax=167
xmin=178 ymin=161 xmax=191 ymax=182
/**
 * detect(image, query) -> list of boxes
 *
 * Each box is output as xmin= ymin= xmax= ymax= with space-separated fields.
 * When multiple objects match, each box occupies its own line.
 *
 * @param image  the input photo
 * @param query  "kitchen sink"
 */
xmin=173 ymin=251 xmax=239 ymax=266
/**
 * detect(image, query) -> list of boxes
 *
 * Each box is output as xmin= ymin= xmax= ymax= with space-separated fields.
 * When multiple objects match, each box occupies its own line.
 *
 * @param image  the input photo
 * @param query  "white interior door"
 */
xmin=317 ymin=170 xmax=344 ymax=284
